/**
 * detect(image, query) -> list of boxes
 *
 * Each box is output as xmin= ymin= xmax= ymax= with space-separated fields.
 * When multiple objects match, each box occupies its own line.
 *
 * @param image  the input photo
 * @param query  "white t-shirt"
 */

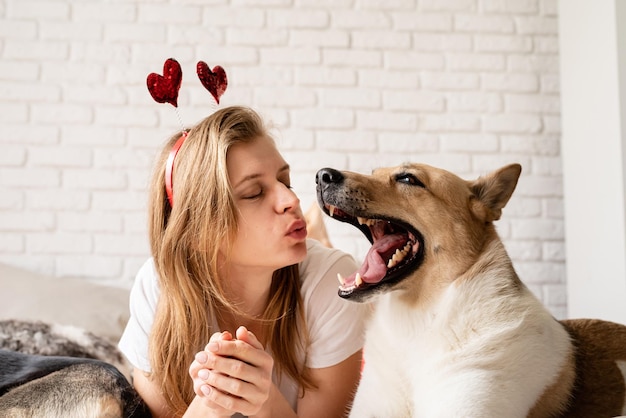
xmin=118 ymin=239 xmax=368 ymax=412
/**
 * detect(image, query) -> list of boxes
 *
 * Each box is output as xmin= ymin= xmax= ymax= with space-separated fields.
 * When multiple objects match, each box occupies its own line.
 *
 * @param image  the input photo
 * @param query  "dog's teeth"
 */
xmin=337 ymin=273 xmax=346 ymax=286
xmin=355 ymin=272 xmax=363 ymax=287
xmin=329 ymin=205 xmax=336 ymax=217
xmin=357 ymin=217 xmax=367 ymax=225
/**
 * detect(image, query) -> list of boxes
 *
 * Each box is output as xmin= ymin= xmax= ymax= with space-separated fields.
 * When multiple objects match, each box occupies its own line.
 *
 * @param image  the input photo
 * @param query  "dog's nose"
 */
xmin=316 ymin=168 xmax=344 ymax=185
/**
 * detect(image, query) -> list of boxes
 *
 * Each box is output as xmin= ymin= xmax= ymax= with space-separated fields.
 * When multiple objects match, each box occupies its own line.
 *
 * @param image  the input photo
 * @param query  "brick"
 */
xmin=0 ymin=211 xmax=55 ymax=231
xmin=531 ymin=156 xmax=562 ymax=176
xmin=63 ymin=126 xmax=127 ymax=147
xmin=392 ymin=12 xmax=452 ymax=31
xmin=64 ymin=169 xmax=126 ymax=190
xmin=296 ymin=67 xmax=355 ymax=86
xmin=40 ymin=21 xmax=102 ymax=41
xmin=64 ymin=84 xmax=127 ymax=105
xmin=540 ymin=74 xmax=560 ymax=93
xmin=448 ymin=53 xmax=506 ymax=72
xmin=273 ymin=128 xmax=315 ymax=150
xmin=25 ymin=190 xmax=90 ymax=210
xmin=352 ymin=30 xmax=411 ymax=50
xmin=420 ymin=0 xmax=477 ymax=12
xmin=454 ymin=14 xmax=515 ymax=33
xmin=95 ymin=107 xmax=158 ymax=128
xmin=201 ymin=7 xmax=264 ymax=28
xmin=32 ymin=104 xmax=93 ymax=124
xmin=1 ymin=168 xmax=60 ymax=187
xmin=543 ymin=242 xmax=565 ymax=262
xmin=515 ymin=16 xmax=558 ymax=35
xmin=419 ymin=114 xmax=480 ymax=132
xmin=378 ymin=133 xmax=439 ymax=153
xmin=255 ymin=87 xmax=317 ymax=107
xmin=0 ymin=81 xmax=60 ymax=102
xmin=540 ymin=0 xmax=558 ymax=16
xmin=534 ymin=36 xmax=559 ymax=53
xmin=93 ymin=148 xmax=154 ymax=169
xmin=472 ymin=155 xmax=532 ymax=174
xmin=542 ymin=116 xmax=561 ymax=134
xmin=508 ymin=55 xmax=560 ymax=73
xmin=71 ymin=43 xmax=132 ymax=64
xmin=482 ymin=73 xmax=538 ymax=92
xmin=0 ymin=146 xmax=26 ymax=166
xmin=316 ymin=130 xmax=378 ymax=151
xmin=92 ymin=191 xmax=147 ymax=211
xmin=73 ymin=3 xmax=136 ymax=22
xmin=323 ymin=49 xmax=382 ymax=67
xmin=41 ymin=62 xmax=106 ymax=83
xmin=261 ymin=47 xmax=321 ymax=65
xmin=290 ymin=29 xmax=349 ymax=48
xmin=138 ymin=4 xmax=202 ymax=24
xmin=104 ymin=23 xmax=166 ymax=43
xmin=0 ymin=233 xmax=23 ymax=252
xmin=29 ymin=147 xmax=91 ymax=168
xmin=0 ymin=61 xmax=39 ymax=81
xmin=386 ymin=51 xmax=444 ymax=70
xmin=330 ymin=10 xmax=390 ymax=29
xmin=413 ymin=33 xmax=472 ymax=51
xmin=358 ymin=0 xmax=415 ymax=10
xmin=513 ymin=261 xmax=565 ymax=284
xmin=544 ymin=198 xmax=564 ymax=219
xmin=291 ymin=108 xmax=354 ymax=129
xmin=515 ymin=175 xmax=563 ymax=197
xmin=56 ymin=255 xmax=124 ymax=280
xmin=360 ymin=69 xmax=418 ymax=89
xmin=0 ymin=19 xmax=37 ymax=40
xmin=441 ymin=134 xmax=499 ymax=152
xmin=4 ymin=40 xmax=69 ymax=60
xmin=383 ymin=90 xmax=444 ymax=112
xmin=475 ymin=35 xmax=533 ymax=53
xmin=0 ymin=125 xmax=59 ymax=144
xmin=228 ymin=28 xmax=288 ymax=46
xmin=503 ymin=240 xmax=542 ymax=261
xmin=503 ymin=197 xmax=542 ymax=217
xmin=421 ymin=72 xmax=479 ymax=90
xmin=268 ymin=10 xmax=329 ymax=28
xmin=28 ymin=232 xmax=92 ymax=254
xmin=0 ymin=103 xmax=28 ymax=123
xmin=506 ymin=94 xmax=560 ymax=114
xmin=8 ymin=1 xmax=69 ymax=19
xmin=357 ymin=110 xmax=418 ymax=132
xmin=322 ymin=87 xmax=381 ymax=109
xmin=281 ymin=150 xmax=347 ymax=171
xmin=58 ymin=212 xmax=123 ymax=233
xmin=447 ymin=92 xmax=503 ymax=112
xmin=482 ymin=0 xmax=538 ymax=14
xmin=500 ymin=135 xmax=560 ymax=156
xmin=483 ymin=114 xmax=542 ymax=134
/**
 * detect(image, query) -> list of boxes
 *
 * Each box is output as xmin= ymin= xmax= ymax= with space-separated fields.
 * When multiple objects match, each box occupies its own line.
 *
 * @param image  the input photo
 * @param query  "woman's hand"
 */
xmin=189 ymin=326 xmax=274 ymax=417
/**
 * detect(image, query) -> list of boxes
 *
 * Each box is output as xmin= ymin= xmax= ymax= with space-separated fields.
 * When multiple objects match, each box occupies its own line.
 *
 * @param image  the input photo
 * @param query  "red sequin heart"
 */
xmin=146 ymin=58 xmax=183 ymax=107
xmin=196 ymin=62 xmax=228 ymax=104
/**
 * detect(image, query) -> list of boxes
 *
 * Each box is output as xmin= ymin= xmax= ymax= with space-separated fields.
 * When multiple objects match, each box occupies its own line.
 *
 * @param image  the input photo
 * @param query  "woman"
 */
xmin=118 ymin=106 xmax=367 ymax=418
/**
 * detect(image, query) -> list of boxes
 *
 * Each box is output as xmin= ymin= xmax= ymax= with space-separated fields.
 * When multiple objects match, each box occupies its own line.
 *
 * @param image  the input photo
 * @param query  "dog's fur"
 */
xmin=0 ymin=320 xmax=150 ymax=418
xmin=316 ymin=163 xmax=626 ymax=418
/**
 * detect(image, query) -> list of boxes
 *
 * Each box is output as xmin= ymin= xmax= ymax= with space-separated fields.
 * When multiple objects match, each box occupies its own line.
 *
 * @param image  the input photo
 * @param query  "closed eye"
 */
xmin=395 ymin=173 xmax=425 ymax=188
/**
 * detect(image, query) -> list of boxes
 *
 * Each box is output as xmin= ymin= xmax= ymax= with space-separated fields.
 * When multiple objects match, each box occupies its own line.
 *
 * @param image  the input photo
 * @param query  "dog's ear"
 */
xmin=469 ymin=164 xmax=522 ymax=223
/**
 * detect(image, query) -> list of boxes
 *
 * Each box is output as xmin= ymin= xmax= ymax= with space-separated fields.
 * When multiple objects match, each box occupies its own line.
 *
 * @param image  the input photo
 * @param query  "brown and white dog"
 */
xmin=316 ymin=163 xmax=626 ymax=418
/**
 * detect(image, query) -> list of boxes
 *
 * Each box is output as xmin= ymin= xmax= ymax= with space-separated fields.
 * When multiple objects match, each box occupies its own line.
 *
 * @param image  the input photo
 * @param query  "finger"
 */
xmin=198 ymin=374 xmax=265 ymax=416
xmin=205 ymin=339 xmax=273 ymax=372
xmin=235 ymin=326 xmax=264 ymax=350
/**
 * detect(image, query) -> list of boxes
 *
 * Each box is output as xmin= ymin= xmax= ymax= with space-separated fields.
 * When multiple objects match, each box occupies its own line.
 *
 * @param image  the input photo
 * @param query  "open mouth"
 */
xmin=323 ymin=203 xmax=424 ymax=299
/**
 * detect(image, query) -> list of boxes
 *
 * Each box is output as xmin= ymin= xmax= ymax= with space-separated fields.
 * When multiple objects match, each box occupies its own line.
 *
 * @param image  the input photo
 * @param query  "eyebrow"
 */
xmin=233 ymin=163 xmax=290 ymax=189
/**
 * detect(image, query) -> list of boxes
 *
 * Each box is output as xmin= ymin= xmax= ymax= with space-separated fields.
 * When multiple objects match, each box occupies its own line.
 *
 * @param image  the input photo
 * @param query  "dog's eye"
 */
xmin=396 ymin=173 xmax=425 ymax=188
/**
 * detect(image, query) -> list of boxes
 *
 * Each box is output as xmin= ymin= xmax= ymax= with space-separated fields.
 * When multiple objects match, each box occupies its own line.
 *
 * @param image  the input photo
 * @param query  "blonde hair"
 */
xmin=147 ymin=106 xmax=314 ymax=415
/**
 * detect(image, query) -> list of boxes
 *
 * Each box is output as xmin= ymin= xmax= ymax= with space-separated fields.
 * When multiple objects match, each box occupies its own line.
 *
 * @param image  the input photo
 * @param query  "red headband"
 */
xmin=164 ymin=131 xmax=188 ymax=207
xmin=146 ymin=58 xmax=228 ymax=208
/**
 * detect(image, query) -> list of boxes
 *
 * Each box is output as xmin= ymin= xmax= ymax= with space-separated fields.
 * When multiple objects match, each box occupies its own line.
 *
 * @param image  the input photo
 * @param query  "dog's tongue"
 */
xmin=355 ymin=233 xmax=407 ymax=284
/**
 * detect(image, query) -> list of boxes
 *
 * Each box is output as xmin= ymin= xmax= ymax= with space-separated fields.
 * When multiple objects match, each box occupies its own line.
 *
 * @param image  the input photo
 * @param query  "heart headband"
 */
xmin=147 ymin=58 xmax=228 ymax=207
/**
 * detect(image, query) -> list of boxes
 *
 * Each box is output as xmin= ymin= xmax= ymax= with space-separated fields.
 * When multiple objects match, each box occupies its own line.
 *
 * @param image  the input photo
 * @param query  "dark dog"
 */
xmin=0 ymin=320 xmax=150 ymax=418
xmin=316 ymin=163 xmax=626 ymax=418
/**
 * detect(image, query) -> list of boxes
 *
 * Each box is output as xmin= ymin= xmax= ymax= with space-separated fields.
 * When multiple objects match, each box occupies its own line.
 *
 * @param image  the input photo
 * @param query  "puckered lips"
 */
xmin=321 ymin=203 xmax=425 ymax=300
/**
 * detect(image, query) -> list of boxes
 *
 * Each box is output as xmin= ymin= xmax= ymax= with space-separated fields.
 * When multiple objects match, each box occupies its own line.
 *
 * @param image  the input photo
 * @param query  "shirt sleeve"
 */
xmin=117 ymin=258 xmax=160 ymax=372
xmin=301 ymin=241 xmax=370 ymax=369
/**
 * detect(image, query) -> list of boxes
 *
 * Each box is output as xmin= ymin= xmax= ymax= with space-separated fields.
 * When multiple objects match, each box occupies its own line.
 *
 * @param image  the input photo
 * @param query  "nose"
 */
xmin=316 ymin=168 xmax=344 ymax=186
xmin=277 ymin=183 xmax=300 ymax=213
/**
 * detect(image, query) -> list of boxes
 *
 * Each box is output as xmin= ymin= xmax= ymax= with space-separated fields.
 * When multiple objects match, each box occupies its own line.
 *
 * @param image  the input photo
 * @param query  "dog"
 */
xmin=316 ymin=163 xmax=626 ymax=418
xmin=0 ymin=320 xmax=151 ymax=418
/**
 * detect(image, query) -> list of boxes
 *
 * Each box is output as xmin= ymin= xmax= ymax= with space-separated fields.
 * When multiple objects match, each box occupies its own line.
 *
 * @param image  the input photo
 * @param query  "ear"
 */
xmin=469 ymin=164 xmax=522 ymax=223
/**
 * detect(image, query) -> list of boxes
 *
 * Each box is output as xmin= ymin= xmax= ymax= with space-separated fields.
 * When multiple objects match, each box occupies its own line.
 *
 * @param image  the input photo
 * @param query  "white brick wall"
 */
xmin=0 ymin=0 xmax=566 ymax=318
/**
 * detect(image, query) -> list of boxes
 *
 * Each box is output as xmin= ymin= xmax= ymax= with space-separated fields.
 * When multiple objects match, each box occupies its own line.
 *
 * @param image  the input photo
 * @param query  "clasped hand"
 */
xmin=189 ymin=326 xmax=274 ymax=417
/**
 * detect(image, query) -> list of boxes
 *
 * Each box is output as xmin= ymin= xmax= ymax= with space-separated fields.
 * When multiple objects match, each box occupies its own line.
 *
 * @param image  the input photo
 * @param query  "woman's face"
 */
xmin=225 ymin=135 xmax=308 ymax=271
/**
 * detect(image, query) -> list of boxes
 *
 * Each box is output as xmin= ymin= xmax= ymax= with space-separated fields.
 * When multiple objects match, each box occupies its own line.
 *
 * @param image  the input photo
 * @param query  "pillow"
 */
xmin=0 ymin=263 xmax=130 ymax=343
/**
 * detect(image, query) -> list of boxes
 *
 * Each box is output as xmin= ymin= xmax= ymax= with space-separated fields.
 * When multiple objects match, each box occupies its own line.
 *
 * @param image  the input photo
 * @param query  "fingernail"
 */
xmin=198 ymin=369 xmax=209 ymax=380
xmin=201 ymin=385 xmax=211 ymax=396
xmin=195 ymin=352 xmax=208 ymax=364
xmin=207 ymin=342 xmax=219 ymax=352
